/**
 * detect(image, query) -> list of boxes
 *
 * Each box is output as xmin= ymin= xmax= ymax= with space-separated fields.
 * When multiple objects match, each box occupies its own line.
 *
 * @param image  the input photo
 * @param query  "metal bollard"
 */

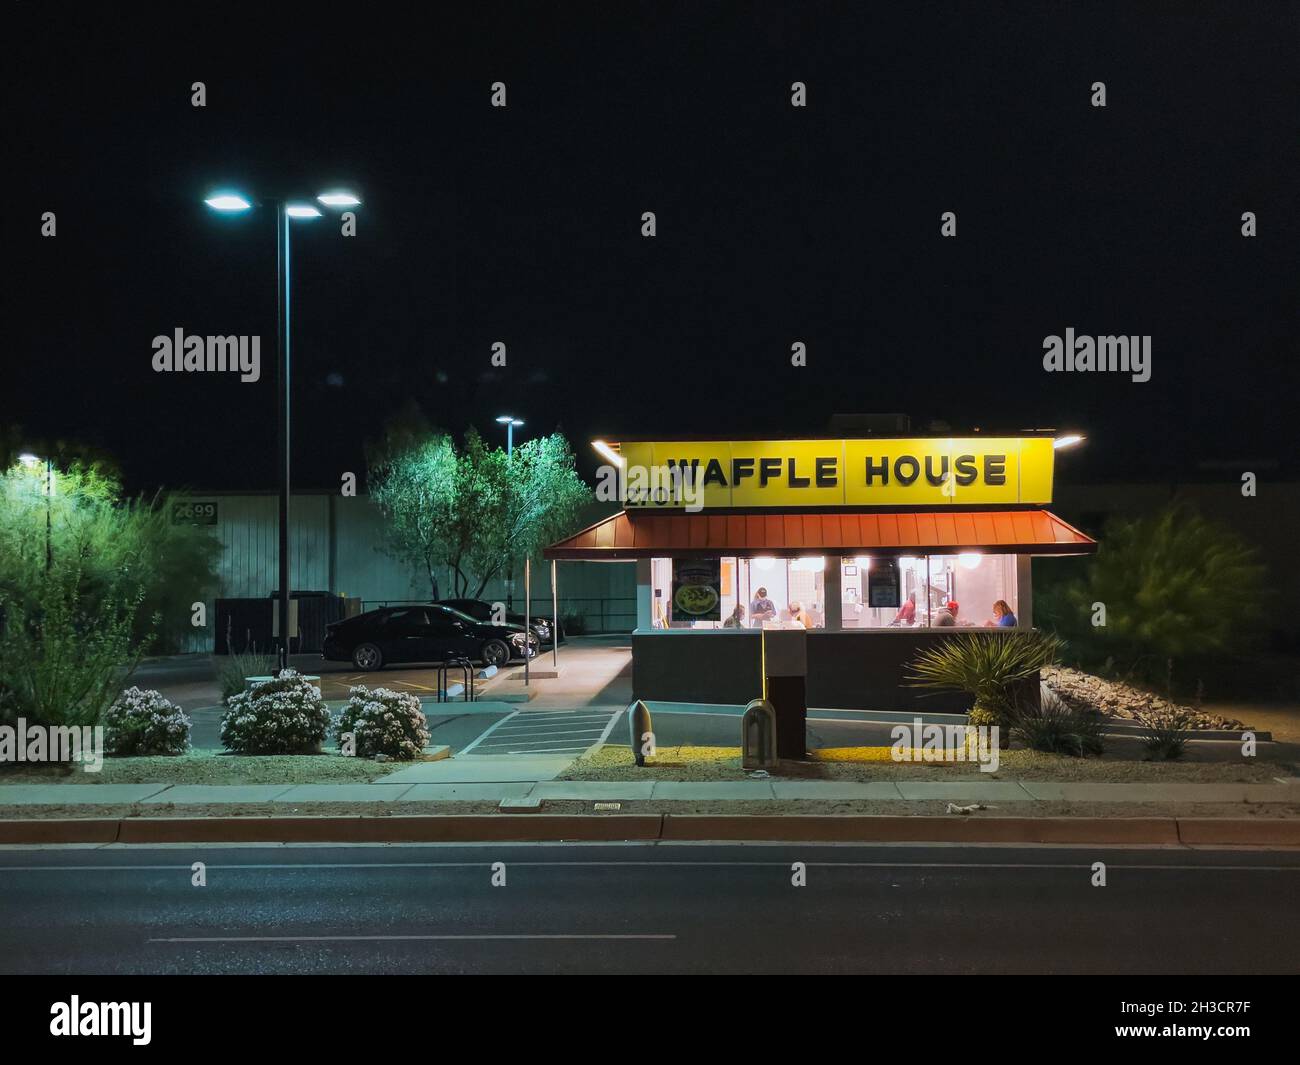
xmin=627 ymin=699 xmax=654 ymax=767
xmin=741 ymin=698 xmax=778 ymax=770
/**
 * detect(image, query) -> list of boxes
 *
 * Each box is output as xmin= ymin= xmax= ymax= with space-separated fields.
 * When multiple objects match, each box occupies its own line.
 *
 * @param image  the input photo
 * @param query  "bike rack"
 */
xmin=436 ymin=658 xmax=476 ymax=703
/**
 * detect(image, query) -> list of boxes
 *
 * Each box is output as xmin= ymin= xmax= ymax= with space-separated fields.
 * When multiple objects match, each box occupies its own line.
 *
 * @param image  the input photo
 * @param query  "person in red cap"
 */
xmin=934 ymin=599 xmax=958 ymax=626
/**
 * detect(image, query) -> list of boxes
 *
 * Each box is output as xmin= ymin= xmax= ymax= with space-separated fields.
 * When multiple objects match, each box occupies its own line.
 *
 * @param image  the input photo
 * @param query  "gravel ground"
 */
xmin=1044 ymin=666 xmax=1248 ymax=730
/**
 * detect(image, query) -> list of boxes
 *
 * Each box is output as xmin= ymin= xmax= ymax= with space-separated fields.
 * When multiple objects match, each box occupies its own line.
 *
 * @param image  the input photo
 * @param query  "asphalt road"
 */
xmin=2 ymin=843 xmax=1297 ymax=974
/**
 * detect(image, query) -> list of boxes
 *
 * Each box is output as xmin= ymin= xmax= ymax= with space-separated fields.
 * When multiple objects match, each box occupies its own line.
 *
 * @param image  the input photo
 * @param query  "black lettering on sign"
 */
xmin=815 ymin=456 xmax=837 ymax=488
xmin=984 ymin=454 xmax=1007 ymax=486
xmin=732 ymin=457 xmax=755 ymax=484
xmin=954 ymin=455 xmax=978 ymax=486
xmin=759 ymin=457 xmax=782 ymax=487
xmin=788 ymin=457 xmax=810 ymax=488
xmin=924 ymin=455 xmax=949 ymax=486
xmin=702 ymin=458 xmax=727 ymax=488
xmin=894 ymin=456 xmax=920 ymax=486
xmin=864 ymin=456 xmax=889 ymax=485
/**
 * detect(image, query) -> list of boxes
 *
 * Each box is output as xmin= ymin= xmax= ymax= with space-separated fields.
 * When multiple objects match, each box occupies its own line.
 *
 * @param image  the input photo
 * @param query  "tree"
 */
xmin=465 ymin=433 xmax=591 ymax=598
xmin=368 ymin=422 xmax=592 ymax=599
xmin=0 ymin=457 xmax=220 ymax=654
xmin=1041 ymin=503 xmax=1265 ymax=683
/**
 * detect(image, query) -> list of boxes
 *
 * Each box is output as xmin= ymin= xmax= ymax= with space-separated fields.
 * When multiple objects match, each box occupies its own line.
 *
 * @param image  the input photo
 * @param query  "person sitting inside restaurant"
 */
xmin=722 ymin=604 xmax=746 ymax=628
xmin=933 ymin=599 xmax=957 ymax=626
xmin=891 ymin=592 xmax=917 ymax=626
xmin=750 ymin=587 xmax=777 ymax=627
xmin=984 ymin=599 xmax=1018 ymax=628
xmin=788 ymin=601 xmax=810 ymax=628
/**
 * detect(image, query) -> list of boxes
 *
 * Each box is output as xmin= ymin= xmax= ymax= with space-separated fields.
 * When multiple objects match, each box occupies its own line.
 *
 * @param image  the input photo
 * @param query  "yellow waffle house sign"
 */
xmin=617 ymin=437 xmax=1055 ymax=508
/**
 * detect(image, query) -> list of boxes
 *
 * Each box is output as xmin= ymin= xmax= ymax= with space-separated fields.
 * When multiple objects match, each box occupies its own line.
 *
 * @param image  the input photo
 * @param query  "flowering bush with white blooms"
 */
xmin=104 ymin=687 xmax=192 ymax=756
xmin=334 ymin=686 xmax=430 ymax=760
xmin=220 ymin=669 xmax=332 ymax=754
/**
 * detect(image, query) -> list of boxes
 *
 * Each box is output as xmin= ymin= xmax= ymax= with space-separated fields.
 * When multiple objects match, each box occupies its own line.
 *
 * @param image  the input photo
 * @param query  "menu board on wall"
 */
xmin=671 ymin=558 xmax=722 ymax=621
xmin=867 ymin=558 xmax=901 ymax=608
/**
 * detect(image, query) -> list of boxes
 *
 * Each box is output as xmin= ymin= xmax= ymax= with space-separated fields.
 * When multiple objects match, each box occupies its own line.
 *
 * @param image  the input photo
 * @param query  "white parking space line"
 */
xmin=466 ymin=709 xmax=623 ymax=755
xmin=488 ymin=728 xmax=608 ymax=738
xmin=458 ymin=710 xmax=520 ymax=754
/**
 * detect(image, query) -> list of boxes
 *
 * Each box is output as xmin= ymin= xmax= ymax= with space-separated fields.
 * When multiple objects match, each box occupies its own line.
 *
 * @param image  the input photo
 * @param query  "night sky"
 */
xmin=9 ymin=3 xmax=1298 ymax=493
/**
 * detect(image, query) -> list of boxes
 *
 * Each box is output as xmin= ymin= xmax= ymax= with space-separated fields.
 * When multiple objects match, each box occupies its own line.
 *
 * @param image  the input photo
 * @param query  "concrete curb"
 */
xmin=0 ymin=814 xmax=1298 ymax=846
xmin=1176 ymin=818 xmax=1300 ymax=846
xmin=659 ymin=814 xmax=1184 ymax=844
xmin=0 ymin=819 xmax=121 ymax=844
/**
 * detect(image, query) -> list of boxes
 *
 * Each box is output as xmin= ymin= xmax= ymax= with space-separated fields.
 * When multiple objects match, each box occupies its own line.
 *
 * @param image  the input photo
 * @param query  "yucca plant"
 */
xmin=907 ymin=630 xmax=1063 ymax=730
xmin=1006 ymin=688 xmax=1105 ymax=757
xmin=1134 ymin=706 xmax=1194 ymax=760
xmin=217 ymin=619 xmax=278 ymax=702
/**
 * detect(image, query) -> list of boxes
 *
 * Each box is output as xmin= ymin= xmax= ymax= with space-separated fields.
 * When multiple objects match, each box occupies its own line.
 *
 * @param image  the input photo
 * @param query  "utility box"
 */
xmin=741 ymin=698 xmax=778 ymax=770
xmin=763 ymin=629 xmax=807 ymax=759
xmin=627 ymin=699 xmax=654 ymax=767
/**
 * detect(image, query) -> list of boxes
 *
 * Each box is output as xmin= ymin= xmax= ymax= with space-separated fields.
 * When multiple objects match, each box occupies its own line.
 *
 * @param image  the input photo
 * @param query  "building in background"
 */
xmin=175 ymin=492 xmax=635 ymax=652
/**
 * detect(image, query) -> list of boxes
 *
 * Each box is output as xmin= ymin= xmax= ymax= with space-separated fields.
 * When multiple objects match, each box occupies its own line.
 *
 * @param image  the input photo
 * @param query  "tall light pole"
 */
xmin=206 ymin=189 xmax=361 ymax=669
xmin=495 ymin=416 xmax=524 ymax=608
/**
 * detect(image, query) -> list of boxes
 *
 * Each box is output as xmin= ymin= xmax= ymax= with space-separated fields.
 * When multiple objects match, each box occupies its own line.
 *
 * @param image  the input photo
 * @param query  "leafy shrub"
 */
xmin=1135 ymin=707 xmax=1194 ymax=760
xmin=907 ymin=630 xmax=1062 ymax=730
xmin=334 ymin=686 xmax=429 ymax=760
xmin=216 ymin=620 xmax=278 ymax=701
xmin=0 ymin=566 xmax=148 ymax=728
xmin=560 ymin=612 xmax=588 ymax=636
xmin=220 ymin=669 xmax=331 ymax=754
xmin=1007 ymin=689 xmax=1105 ymax=757
xmin=0 ymin=460 xmax=217 ymax=658
xmin=104 ymin=687 xmax=191 ymax=755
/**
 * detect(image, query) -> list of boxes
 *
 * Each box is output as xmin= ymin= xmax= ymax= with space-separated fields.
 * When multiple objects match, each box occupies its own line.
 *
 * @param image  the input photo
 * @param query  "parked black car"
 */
xmin=433 ymin=598 xmax=564 ymax=647
xmin=322 ymin=604 xmax=538 ymax=671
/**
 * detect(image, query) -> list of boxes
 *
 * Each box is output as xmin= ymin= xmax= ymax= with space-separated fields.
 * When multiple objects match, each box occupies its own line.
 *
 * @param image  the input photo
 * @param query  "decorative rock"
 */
xmin=1042 ymin=666 xmax=1246 ymax=731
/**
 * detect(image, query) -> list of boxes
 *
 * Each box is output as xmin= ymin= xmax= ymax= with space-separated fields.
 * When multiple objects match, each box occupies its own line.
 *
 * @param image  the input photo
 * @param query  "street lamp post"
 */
xmin=495 ymin=416 xmax=524 ymax=608
xmin=206 ymin=189 xmax=360 ymax=670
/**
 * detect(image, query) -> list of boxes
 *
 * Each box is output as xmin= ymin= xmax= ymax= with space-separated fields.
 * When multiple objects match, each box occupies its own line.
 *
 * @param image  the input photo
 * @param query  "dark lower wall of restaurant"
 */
xmin=631 ymin=631 xmax=1036 ymax=713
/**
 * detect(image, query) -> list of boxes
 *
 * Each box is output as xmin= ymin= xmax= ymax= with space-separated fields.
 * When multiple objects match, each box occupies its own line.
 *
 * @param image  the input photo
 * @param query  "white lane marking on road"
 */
xmin=7 ymin=861 xmax=1300 ymax=872
xmin=457 ymin=709 xmax=520 ymax=754
xmin=147 ymin=933 xmax=676 ymax=943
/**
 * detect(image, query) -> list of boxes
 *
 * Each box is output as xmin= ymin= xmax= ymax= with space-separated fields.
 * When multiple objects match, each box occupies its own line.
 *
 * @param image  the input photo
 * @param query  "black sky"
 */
xmin=7 ymin=2 xmax=1299 ymax=493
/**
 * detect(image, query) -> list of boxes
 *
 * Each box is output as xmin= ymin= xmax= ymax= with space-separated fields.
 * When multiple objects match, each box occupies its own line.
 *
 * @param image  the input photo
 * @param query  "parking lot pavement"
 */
xmin=463 ymin=709 xmax=622 ymax=757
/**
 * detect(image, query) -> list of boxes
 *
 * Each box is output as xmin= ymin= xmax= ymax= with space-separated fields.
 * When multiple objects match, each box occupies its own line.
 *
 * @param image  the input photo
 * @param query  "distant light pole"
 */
xmin=18 ymin=453 xmax=53 ymax=573
xmin=495 ymin=415 xmax=523 ymax=458
xmin=495 ymin=416 xmax=524 ymax=608
xmin=205 ymin=188 xmax=361 ymax=669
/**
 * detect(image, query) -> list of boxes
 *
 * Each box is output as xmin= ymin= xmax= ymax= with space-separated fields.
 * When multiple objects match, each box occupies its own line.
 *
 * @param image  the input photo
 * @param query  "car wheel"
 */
xmin=352 ymin=643 xmax=384 ymax=670
xmin=481 ymin=639 xmax=511 ymax=667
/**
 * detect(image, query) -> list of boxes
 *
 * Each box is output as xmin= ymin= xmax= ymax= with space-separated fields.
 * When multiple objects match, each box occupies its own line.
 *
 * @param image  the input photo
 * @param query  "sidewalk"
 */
xmin=2 ymin=777 xmax=1297 ymax=805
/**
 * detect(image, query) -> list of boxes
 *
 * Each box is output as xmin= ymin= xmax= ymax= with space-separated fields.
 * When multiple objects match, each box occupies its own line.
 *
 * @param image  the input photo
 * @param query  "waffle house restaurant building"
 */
xmin=544 ymin=434 xmax=1096 ymax=711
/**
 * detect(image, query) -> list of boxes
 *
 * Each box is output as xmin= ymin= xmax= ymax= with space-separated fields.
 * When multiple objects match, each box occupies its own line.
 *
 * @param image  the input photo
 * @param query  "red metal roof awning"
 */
xmin=543 ymin=509 xmax=1096 ymax=560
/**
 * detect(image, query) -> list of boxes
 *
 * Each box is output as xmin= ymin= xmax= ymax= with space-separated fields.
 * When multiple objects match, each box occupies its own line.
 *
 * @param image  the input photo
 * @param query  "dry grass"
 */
xmin=0 ymin=750 xmax=407 ymax=785
xmin=561 ymin=743 xmax=1296 ymax=784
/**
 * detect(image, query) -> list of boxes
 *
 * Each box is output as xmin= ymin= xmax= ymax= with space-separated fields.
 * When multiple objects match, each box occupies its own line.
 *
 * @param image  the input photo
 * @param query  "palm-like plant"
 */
xmin=907 ymin=631 xmax=1062 ymax=727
